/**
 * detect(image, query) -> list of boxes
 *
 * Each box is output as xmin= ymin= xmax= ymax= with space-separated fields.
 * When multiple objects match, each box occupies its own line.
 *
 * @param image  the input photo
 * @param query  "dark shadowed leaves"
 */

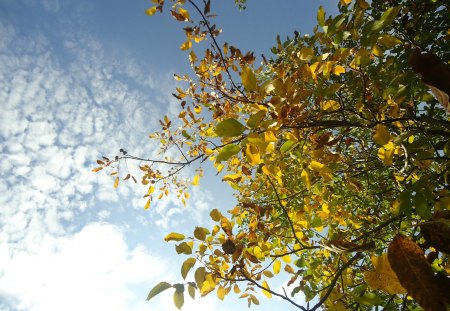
xmin=388 ymin=234 xmax=446 ymax=311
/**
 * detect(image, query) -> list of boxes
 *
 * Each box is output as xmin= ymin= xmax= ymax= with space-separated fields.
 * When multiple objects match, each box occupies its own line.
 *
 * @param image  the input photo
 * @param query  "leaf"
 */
xmin=217 ymin=286 xmax=226 ymax=300
xmin=420 ymin=219 xmax=450 ymax=254
xmin=164 ymin=232 xmax=185 ymax=242
xmin=388 ymin=234 xmax=447 ymax=311
xmin=147 ymin=282 xmax=172 ymax=300
xmin=173 ymin=285 xmax=185 ymax=310
xmin=194 ymin=267 xmax=206 ymax=289
xmin=240 ymin=66 xmax=257 ymax=91
xmin=364 ymin=253 xmax=406 ymax=294
xmin=333 ymin=65 xmax=345 ymax=75
xmin=261 ymin=280 xmax=272 ymax=298
xmin=180 ymin=40 xmax=192 ymax=51
xmin=355 ymin=293 xmax=384 ymax=306
xmin=247 ymin=110 xmax=266 ymax=128
xmin=273 ymin=260 xmax=281 ymax=274
xmin=371 ymin=6 xmax=401 ymax=32
xmin=317 ymin=6 xmax=325 ymax=27
xmin=245 ymin=143 xmax=261 ymax=165
xmin=92 ymin=166 xmax=102 ymax=172
xmin=145 ymin=6 xmax=158 ymax=16
xmin=191 ymin=174 xmax=200 ymax=186
xmin=215 ymin=118 xmax=246 ymax=137
xmin=188 ymin=283 xmax=196 ymax=299
xmin=114 ymin=177 xmax=119 ymax=189
xmin=320 ymin=100 xmax=340 ymax=111
xmin=210 ymin=209 xmax=222 ymax=221
xmin=216 ymin=144 xmax=241 ymax=162
xmin=377 ymin=34 xmax=402 ymax=48
xmin=175 ymin=242 xmax=192 ymax=255
xmin=194 ymin=227 xmax=208 ymax=240
xmin=373 ymin=124 xmax=391 ymax=145
xmin=181 ymin=257 xmax=196 ymax=279
xmin=144 ymin=198 xmax=151 ymax=210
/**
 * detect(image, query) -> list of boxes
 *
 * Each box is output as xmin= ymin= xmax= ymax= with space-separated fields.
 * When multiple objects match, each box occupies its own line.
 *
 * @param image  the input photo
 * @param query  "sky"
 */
xmin=0 ymin=0 xmax=336 ymax=310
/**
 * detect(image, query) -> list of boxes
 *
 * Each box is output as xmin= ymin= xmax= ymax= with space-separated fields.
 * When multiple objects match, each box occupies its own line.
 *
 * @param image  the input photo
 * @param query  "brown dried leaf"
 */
xmin=420 ymin=219 xmax=450 ymax=254
xmin=388 ymin=234 xmax=446 ymax=311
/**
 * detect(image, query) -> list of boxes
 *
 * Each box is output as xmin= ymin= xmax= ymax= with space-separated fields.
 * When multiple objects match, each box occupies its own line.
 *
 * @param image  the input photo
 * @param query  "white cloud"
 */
xmin=0 ymin=223 xmax=166 ymax=311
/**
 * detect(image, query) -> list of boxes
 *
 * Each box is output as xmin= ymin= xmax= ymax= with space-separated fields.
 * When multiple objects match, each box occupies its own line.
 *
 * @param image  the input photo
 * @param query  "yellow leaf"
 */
xmin=373 ymin=124 xmax=391 ymax=145
xmin=240 ymin=66 xmax=257 ymax=91
xmin=310 ymin=161 xmax=333 ymax=182
xmin=245 ymin=143 xmax=261 ymax=165
xmin=114 ymin=177 xmax=119 ymax=189
xmin=145 ymin=6 xmax=158 ymax=16
xmin=377 ymin=142 xmax=396 ymax=166
xmin=194 ymin=105 xmax=202 ymax=114
xmin=147 ymin=186 xmax=155 ymax=195
xmin=178 ymin=7 xmax=190 ymax=20
xmin=180 ymin=40 xmax=192 ymax=51
xmin=217 ymin=286 xmax=225 ymax=300
xmin=92 ymin=166 xmax=102 ymax=172
xmin=233 ymin=284 xmax=240 ymax=294
xmin=301 ymin=169 xmax=311 ymax=190
xmin=364 ymin=253 xmax=406 ymax=294
xmin=320 ymin=100 xmax=340 ymax=111
xmin=192 ymin=174 xmax=200 ymax=186
xmin=340 ymin=0 xmax=352 ymax=5
xmin=264 ymin=131 xmax=278 ymax=142
xmin=144 ymin=198 xmax=151 ymax=210
xmin=164 ymin=232 xmax=186 ymax=242
xmin=282 ymin=254 xmax=291 ymax=263
xmin=273 ymin=260 xmax=281 ymax=274
xmin=261 ymin=280 xmax=272 ymax=298
xmin=333 ymin=65 xmax=346 ymax=75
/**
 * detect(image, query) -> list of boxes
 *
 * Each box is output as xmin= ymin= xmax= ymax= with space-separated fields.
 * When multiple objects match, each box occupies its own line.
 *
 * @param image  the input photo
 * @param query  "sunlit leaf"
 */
xmin=261 ymin=280 xmax=272 ymax=298
xmin=164 ymin=232 xmax=185 ymax=242
xmin=364 ymin=253 xmax=406 ymax=294
xmin=216 ymin=144 xmax=241 ymax=162
xmin=215 ymin=118 xmax=246 ymax=137
xmin=241 ymin=66 xmax=257 ymax=91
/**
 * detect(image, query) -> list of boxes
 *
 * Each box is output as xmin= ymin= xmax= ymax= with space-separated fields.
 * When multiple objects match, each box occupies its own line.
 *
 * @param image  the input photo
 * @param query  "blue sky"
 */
xmin=0 ymin=1 xmax=336 ymax=310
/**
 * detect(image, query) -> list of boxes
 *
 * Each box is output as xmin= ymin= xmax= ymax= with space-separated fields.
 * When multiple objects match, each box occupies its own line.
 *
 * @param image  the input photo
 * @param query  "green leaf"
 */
xmin=181 ymin=257 xmax=197 ymax=279
xmin=398 ymin=190 xmax=412 ymax=216
xmin=164 ymin=232 xmax=185 ymax=242
xmin=355 ymin=293 xmax=384 ymax=306
xmin=188 ymin=283 xmax=196 ymax=299
xmin=215 ymin=118 xmax=247 ymax=137
xmin=175 ymin=242 xmax=193 ymax=254
xmin=280 ymin=140 xmax=296 ymax=153
xmin=194 ymin=267 xmax=206 ymax=289
xmin=240 ymin=66 xmax=257 ymax=91
xmin=173 ymin=284 xmax=185 ymax=310
xmin=247 ymin=110 xmax=266 ymax=128
xmin=147 ymin=282 xmax=172 ymax=300
xmin=413 ymin=192 xmax=430 ymax=219
xmin=210 ymin=209 xmax=222 ymax=221
xmin=216 ymin=144 xmax=241 ymax=162
xmin=371 ymin=6 xmax=401 ymax=32
xmin=193 ymin=227 xmax=209 ymax=240
xmin=317 ymin=6 xmax=325 ymax=27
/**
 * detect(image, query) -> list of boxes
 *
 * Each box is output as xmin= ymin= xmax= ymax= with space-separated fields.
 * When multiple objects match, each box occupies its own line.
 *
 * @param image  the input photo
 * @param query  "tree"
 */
xmin=94 ymin=0 xmax=450 ymax=310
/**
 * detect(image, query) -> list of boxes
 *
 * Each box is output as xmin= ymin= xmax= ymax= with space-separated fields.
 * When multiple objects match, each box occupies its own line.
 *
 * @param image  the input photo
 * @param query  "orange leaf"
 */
xmin=388 ymin=234 xmax=446 ymax=311
xmin=114 ymin=177 xmax=119 ymax=189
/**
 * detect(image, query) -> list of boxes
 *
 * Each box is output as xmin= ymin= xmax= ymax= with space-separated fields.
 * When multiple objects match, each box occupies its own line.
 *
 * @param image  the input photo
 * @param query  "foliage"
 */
xmin=94 ymin=0 xmax=450 ymax=310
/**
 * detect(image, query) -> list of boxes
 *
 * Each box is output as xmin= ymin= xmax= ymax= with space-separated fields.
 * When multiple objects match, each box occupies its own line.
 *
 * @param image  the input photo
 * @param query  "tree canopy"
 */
xmin=94 ymin=0 xmax=450 ymax=310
